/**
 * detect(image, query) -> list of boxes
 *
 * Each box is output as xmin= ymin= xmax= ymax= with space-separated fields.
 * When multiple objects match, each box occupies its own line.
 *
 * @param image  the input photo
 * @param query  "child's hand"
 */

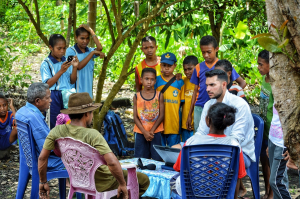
xmin=60 ymin=61 xmax=72 ymax=73
xmin=94 ymin=51 xmax=105 ymax=58
xmin=186 ymin=116 xmax=193 ymax=131
xmin=8 ymin=98 xmax=14 ymax=109
xmin=79 ymin=24 xmax=95 ymax=35
xmin=71 ymin=56 xmax=79 ymax=68
xmin=143 ymin=131 xmax=154 ymax=142
xmin=175 ymin=73 xmax=182 ymax=80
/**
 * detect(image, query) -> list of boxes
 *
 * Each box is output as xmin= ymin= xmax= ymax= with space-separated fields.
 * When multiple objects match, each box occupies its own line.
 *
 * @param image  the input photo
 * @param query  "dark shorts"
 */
xmin=134 ymin=132 xmax=162 ymax=161
xmin=50 ymin=90 xmax=64 ymax=129
xmin=161 ymin=134 xmax=181 ymax=147
xmin=0 ymin=132 xmax=12 ymax=150
xmin=260 ymin=138 xmax=269 ymax=157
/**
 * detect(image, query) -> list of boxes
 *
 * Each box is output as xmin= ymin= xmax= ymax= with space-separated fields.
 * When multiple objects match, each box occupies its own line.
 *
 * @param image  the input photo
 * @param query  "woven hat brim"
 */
xmin=60 ymin=103 xmax=102 ymax=114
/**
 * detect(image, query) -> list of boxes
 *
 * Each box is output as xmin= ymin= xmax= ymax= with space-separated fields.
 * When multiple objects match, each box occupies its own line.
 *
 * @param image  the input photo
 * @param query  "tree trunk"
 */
xmin=265 ymin=0 xmax=300 ymax=169
xmin=66 ymin=0 xmax=76 ymax=47
xmin=56 ymin=0 xmax=64 ymax=31
xmin=87 ymin=0 xmax=97 ymax=47
xmin=73 ymin=0 xmax=77 ymax=43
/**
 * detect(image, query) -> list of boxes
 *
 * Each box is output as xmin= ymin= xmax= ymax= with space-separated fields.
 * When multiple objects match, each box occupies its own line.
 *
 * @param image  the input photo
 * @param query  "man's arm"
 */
xmin=229 ymin=104 xmax=249 ymax=143
xmin=103 ymin=152 xmax=128 ymax=198
xmin=186 ymin=85 xmax=198 ymax=130
xmin=235 ymin=76 xmax=246 ymax=89
xmin=38 ymin=148 xmax=51 ymax=199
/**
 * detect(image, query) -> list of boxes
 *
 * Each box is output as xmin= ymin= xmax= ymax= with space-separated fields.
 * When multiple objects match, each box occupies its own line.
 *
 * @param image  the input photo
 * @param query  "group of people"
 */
xmin=0 ymin=23 xmax=298 ymax=199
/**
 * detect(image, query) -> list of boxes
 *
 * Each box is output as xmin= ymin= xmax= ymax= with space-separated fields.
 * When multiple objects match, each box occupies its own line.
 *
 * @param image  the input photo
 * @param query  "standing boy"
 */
xmin=135 ymin=36 xmax=161 ymax=92
xmin=133 ymin=68 xmax=164 ymax=161
xmin=155 ymin=52 xmax=184 ymax=147
xmin=258 ymin=50 xmax=273 ymax=199
xmin=186 ymin=35 xmax=246 ymax=131
xmin=182 ymin=56 xmax=198 ymax=141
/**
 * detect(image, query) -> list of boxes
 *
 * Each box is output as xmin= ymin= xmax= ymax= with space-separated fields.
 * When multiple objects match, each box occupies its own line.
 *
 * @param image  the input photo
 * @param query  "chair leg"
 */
xmin=75 ymin=192 xmax=83 ymax=199
xmin=68 ymin=186 xmax=75 ymax=199
xmin=15 ymin=168 xmax=30 ymax=199
xmin=30 ymin=173 xmax=40 ymax=199
xmin=58 ymin=178 xmax=67 ymax=199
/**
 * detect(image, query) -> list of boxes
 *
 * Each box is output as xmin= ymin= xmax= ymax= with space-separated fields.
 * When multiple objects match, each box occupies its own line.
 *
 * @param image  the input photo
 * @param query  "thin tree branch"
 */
xmin=33 ymin=0 xmax=40 ymax=29
xmin=100 ymin=0 xmax=115 ymax=44
xmin=148 ymin=7 xmax=203 ymax=29
xmin=155 ymin=0 xmax=185 ymax=16
xmin=111 ymin=0 xmax=122 ymax=37
xmin=17 ymin=0 xmax=49 ymax=45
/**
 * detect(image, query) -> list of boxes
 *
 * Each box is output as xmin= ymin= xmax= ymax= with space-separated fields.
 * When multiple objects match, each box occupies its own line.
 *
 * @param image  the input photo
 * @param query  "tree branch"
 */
xmin=117 ymin=0 xmax=121 ymax=21
xmin=111 ymin=0 xmax=122 ymax=37
xmin=17 ymin=0 xmax=49 ymax=46
xmin=148 ymin=7 xmax=203 ymax=29
xmin=100 ymin=0 xmax=115 ymax=44
xmin=33 ymin=0 xmax=40 ymax=29
xmin=155 ymin=0 xmax=185 ymax=16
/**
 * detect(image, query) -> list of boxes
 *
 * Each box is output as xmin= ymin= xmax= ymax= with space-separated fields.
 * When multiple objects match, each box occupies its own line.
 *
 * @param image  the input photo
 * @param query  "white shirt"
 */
xmin=269 ymin=104 xmax=284 ymax=148
xmin=196 ymin=90 xmax=256 ymax=162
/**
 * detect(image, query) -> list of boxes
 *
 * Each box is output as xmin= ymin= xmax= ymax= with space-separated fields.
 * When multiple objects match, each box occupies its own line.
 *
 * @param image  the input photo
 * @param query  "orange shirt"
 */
xmin=134 ymin=91 xmax=164 ymax=134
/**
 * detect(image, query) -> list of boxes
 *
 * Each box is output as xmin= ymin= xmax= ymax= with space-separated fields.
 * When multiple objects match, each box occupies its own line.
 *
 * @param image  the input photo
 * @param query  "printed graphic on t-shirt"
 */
xmin=259 ymin=87 xmax=271 ymax=123
xmin=140 ymin=99 xmax=159 ymax=123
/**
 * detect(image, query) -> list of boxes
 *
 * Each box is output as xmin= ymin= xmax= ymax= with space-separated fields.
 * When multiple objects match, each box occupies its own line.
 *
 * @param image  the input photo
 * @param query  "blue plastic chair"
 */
xmin=246 ymin=114 xmax=264 ymax=199
xmin=15 ymin=120 xmax=82 ymax=199
xmin=172 ymin=144 xmax=240 ymax=199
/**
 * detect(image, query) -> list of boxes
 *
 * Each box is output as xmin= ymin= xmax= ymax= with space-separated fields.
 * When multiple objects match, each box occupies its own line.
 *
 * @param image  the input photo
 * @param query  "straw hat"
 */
xmin=60 ymin=92 xmax=101 ymax=114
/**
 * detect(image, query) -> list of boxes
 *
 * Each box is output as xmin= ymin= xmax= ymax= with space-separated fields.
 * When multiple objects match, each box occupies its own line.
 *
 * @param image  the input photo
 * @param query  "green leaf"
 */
xmin=257 ymin=37 xmax=282 ymax=53
xmin=234 ymin=21 xmax=248 ymax=39
xmin=251 ymin=33 xmax=274 ymax=40
xmin=174 ymin=31 xmax=179 ymax=42
xmin=78 ymin=5 xmax=88 ymax=16
xmin=283 ymin=26 xmax=288 ymax=38
xmin=165 ymin=31 xmax=171 ymax=50
xmin=278 ymin=39 xmax=289 ymax=48
xmin=219 ymin=44 xmax=232 ymax=52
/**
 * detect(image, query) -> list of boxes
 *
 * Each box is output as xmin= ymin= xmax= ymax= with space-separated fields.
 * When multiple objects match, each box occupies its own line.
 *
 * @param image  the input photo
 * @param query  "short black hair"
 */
xmin=0 ymin=93 xmax=8 ymax=103
xmin=215 ymin=59 xmax=233 ymax=72
xmin=141 ymin=36 xmax=156 ymax=45
xmin=75 ymin=27 xmax=90 ymax=37
xmin=207 ymin=102 xmax=237 ymax=130
xmin=183 ymin=55 xmax=199 ymax=66
xmin=258 ymin=50 xmax=269 ymax=63
xmin=141 ymin=68 xmax=156 ymax=78
xmin=205 ymin=69 xmax=228 ymax=84
xmin=49 ymin=34 xmax=66 ymax=48
xmin=200 ymin=35 xmax=218 ymax=48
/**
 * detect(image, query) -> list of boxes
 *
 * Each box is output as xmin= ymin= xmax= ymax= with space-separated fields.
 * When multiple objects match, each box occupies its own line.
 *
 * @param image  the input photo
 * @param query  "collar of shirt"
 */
xmin=48 ymin=53 xmax=66 ymax=64
xmin=74 ymin=43 xmax=89 ymax=54
xmin=25 ymin=102 xmax=45 ymax=120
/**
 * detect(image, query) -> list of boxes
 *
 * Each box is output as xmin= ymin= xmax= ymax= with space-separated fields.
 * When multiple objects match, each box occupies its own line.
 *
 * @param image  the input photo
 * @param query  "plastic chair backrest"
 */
xmin=16 ymin=119 xmax=34 ymax=173
xmin=54 ymin=137 xmax=107 ymax=192
xmin=180 ymin=144 xmax=240 ymax=199
xmin=252 ymin=114 xmax=264 ymax=162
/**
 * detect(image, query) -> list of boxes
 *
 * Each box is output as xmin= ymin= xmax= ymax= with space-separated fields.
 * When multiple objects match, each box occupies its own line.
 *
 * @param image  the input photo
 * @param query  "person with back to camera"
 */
xmin=40 ymin=34 xmax=79 ymax=129
xmin=133 ymin=68 xmax=164 ymax=161
xmin=171 ymin=102 xmax=247 ymax=199
xmin=66 ymin=24 xmax=105 ymax=99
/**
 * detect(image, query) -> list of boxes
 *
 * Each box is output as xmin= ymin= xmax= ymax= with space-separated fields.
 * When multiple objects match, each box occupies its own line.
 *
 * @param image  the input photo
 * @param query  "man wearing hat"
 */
xmin=155 ymin=52 xmax=184 ymax=147
xmin=38 ymin=92 xmax=150 ymax=199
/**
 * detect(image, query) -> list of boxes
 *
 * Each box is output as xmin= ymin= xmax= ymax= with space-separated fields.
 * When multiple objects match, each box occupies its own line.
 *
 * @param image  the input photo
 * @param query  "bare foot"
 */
xmin=238 ymin=181 xmax=247 ymax=197
xmin=262 ymin=194 xmax=269 ymax=199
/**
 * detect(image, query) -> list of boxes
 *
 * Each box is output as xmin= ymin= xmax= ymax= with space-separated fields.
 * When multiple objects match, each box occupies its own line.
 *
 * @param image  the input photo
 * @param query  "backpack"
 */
xmin=103 ymin=110 xmax=135 ymax=157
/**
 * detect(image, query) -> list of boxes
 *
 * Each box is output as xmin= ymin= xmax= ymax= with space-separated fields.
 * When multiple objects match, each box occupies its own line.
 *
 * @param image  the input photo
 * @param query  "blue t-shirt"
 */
xmin=66 ymin=44 xmax=98 ymax=99
xmin=190 ymin=60 xmax=240 ymax=107
xmin=40 ymin=54 xmax=74 ymax=90
xmin=0 ymin=111 xmax=14 ymax=136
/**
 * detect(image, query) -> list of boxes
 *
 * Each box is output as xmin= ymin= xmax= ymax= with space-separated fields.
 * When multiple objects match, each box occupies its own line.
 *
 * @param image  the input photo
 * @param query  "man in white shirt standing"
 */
xmin=196 ymin=69 xmax=256 ymax=197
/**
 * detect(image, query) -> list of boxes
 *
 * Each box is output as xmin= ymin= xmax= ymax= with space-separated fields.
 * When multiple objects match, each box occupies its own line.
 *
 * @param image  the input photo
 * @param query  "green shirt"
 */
xmin=43 ymin=124 xmax=115 ymax=192
xmin=259 ymin=75 xmax=274 ymax=140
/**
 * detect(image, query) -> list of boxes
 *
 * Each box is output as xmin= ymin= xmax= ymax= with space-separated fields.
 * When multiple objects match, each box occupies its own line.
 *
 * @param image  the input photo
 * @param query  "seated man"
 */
xmin=38 ymin=92 xmax=150 ymax=199
xmin=15 ymin=83 xmax=64 ymax=171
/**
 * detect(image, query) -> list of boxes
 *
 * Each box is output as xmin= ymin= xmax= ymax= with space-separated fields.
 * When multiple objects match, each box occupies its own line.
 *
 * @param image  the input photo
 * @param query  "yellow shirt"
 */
xmin=155 ymin=75 xmax=184 ymax=134
xmin=181 ymin=76 xmax=195 ymax=130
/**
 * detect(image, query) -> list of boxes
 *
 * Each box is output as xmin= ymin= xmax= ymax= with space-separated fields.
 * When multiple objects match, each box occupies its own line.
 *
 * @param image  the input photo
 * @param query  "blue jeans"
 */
xmin=193 ymin=106 xmax=203 ymax=132
xmin=134 ymin=132 xmax=162 ymax=161
xmin=161 ymin=134 xmax=180 ymax=147
xmin=268 ymin=139 xmax=291 ymax=199
xmin=181 ymin=129 xmax=194 ymax=142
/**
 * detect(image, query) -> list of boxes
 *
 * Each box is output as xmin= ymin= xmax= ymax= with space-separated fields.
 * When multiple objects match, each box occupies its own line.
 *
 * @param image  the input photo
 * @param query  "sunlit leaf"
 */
xmin=251 ymin=33 xmax=274 ymax=40
xmin=278 ymin=39 xmax=289 ymax=48
xmin=234 ymin=21 xmax=248 ymax=39
xmin=219 ymin=44 xmax=232 ymax=52
xmin=257 ymin=37 xmax=282 ymax=53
